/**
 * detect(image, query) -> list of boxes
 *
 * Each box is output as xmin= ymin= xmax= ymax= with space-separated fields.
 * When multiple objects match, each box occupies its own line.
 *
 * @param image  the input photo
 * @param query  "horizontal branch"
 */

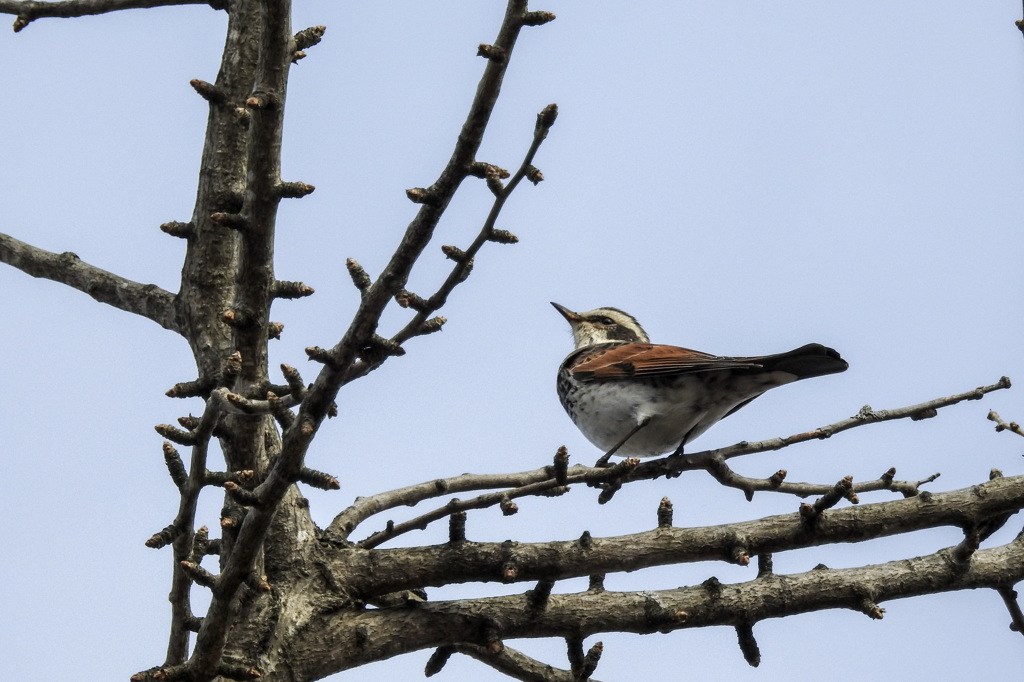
xmin=337 ymin=474 xmax=1024 ymax=597
xmin=331 ymin=380 xmax=1009 ymax=544
xmin=0 ymin=232 xmax=180 ymax=332
xmin=327 ymin=466 xmax=561 ymax=540
xmin=0 ymin=0 xmax=221 ymax=32
xmin=634 ymin=377 xmax=1011 ymax=480
xmin=296 ymin=532 xmax=1024 ymax=678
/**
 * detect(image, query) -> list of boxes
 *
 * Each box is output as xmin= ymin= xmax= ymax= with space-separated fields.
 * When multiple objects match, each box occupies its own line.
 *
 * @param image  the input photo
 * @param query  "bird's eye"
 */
xmin=599 ymin=317 xmax=616 ymax=326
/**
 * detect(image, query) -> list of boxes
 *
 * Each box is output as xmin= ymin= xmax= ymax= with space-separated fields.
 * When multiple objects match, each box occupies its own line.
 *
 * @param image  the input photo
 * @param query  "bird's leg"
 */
xmin=670 ymin=425 xmax=699 ymax=457
xmin=595 ymin=417 xmax=651 ymax=467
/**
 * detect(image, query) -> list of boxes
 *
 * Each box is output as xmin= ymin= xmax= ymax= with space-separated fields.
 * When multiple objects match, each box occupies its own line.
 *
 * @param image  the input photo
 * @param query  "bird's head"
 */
xmin=551 ymin=302 xmax=649 ymax=348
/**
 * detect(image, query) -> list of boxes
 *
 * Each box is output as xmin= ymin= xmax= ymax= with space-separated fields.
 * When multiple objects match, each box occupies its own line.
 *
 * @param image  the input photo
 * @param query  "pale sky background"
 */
xmin=3 ymin=2 xmax=1024 ymax=680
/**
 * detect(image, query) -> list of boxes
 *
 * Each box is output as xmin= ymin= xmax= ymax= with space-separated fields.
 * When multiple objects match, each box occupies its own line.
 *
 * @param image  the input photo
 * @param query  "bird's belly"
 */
xmin=561 ymin=373 xmax=785 ymax=457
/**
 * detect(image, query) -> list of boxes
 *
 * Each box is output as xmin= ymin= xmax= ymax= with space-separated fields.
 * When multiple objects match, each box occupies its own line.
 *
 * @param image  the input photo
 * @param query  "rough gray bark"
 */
xmin=1 ymin=1 xmax=1022 ymax=681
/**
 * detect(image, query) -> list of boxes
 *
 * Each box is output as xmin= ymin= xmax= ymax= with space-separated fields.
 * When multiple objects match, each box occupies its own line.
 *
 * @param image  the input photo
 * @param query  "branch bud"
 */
xmin=535 ymin=103 xmax=558 ymax=137
xmin=425 ymin=646 xmax=455 ymax=677
xmin=487 ymin=229 xmax=519 ymax=244
xmin=160 ymin=221 xmax=194 ymax=239
xmin=163 ymin=442 xmax=188 ymax=490
xmin=553 ymin=445 xmax=569 ymax=485
xmin=523 ymin=11 xmax=557 ymax=26
xmin=294 ymin=25 xmax=327 ymax=50
xmin=499 ymin=496 xmax=518 ymax=516
xmin=657 ymin=497 xmax=673 ymax=528
xmin=418 ymin=316 xmax=447 ymax=336
xmin=189 ymin=78 xmax=224 ymax=104
xmin=477 ymin=43 xmax=506 ymax=63
xmin=448 ymin=510 xmax=467 ymax=543
xmin=346 ymin=258 xmax=372 ymax=292
xmin=145 ymin=523 xmax=180 ymax=549
xmin=180 ymin=561 xmax=217 ymax=588
xmin=297 ymin=467 xmax=340 ymax=491
xmin=210 ymin=212 xmax=247 ymax=231
xmin=276 ymin=181 xmax=316 ymax=198
xmin=736 ymin=623 xmax=760 ymax=667
xmin=155 ymin=424 xmax=196 ymax=446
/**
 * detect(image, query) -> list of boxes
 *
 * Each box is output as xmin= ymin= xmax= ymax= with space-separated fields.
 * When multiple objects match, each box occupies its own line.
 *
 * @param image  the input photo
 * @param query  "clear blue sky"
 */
xmin=2 ymin=2 xmax=1023 ymax=680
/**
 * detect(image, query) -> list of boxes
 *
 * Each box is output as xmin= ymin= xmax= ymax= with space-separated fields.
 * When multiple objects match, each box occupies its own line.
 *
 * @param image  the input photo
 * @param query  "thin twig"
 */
xmin=997 ymin=586 xmax=1024 ymax=637
xmin=704 ymin=456 xmax=938 ymax=501
xmin=161 ymin=393 xmax=224 ymax=665
xmin=358 ymin=476 xmax=570 ymax=549
xmin=451 ymin=643 xmax=604 ymax=682
xmin=988 ymin=410 xmax=1024 ymax=439
xmin=328 ymin=465 xmax=561 ymax=540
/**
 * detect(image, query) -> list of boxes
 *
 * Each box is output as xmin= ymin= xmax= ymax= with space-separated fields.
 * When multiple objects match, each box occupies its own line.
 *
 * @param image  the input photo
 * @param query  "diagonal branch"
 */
xmin=451 ymin=643 xmax=602 ymax=682
xmin=293 ymin=0 xmax=539 ymax=436
xmin=988 ymin=410 xmax=1024 ymax=439
xmin=0 ymin=0 xmax=222 ymax=32
xmin=0 ymin=232 xmax=181 ymax=332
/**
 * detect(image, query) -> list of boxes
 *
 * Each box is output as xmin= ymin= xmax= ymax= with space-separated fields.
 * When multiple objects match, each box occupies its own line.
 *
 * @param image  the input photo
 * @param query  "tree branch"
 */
xmin=632 ymin=377 xmax=1011 ymax=482
xmin=0 ymin=0 xmax=221 ymax=32
xmin=291 ymin=0 xmax=540 ymax=440
xmin=335 ymin=475 xmax=1024 ymax=598
xmin=185 ymin=0 xmax=296 ymax=676
xmin=327 ymin=463 xmax=562 ymax=541
xmin=294 ymin=532 xmax=1024 ymax=678
xmin=0 ymin=232 xmax=181 ymax=332
xmin=329 ymin=381 xmax=995 ymax=546
xmin=450 ymin=642 xmax=602 ymax=682
xmin=989 ymin=410 xmax=1024 ymax=439
xmin=997 ymin=585 xmax=1024 ymax=637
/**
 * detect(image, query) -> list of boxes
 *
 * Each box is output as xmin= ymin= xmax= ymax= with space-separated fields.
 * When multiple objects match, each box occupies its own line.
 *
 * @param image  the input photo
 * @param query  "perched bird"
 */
xmin=552 ymin=303 xmax=848 ymax=460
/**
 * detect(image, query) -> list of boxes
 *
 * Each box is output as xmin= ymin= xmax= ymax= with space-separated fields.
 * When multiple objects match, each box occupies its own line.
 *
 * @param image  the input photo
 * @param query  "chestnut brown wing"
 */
xmin=569 ymin=343 xmax=763 ymax=381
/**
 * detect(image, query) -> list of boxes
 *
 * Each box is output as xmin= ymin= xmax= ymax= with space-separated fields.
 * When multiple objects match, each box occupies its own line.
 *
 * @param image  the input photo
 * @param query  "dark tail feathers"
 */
xmin=747 ymin=343 xmax=848 ymax=380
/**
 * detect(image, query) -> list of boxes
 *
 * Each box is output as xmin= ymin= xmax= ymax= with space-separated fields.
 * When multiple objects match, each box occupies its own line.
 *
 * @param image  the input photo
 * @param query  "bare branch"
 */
xmin=297 ymin=534 xmax=1024 ymax=678
xmin=339 ymin=475 xmax=1024 ymax=597
xmin=452 ymin=643 xmax=599 ymax=682
xmin=292 ymin=0 xmax=547 ymax=430
xmin=634 ymin=377 xmax=1011 ymax=481
xmin=989 ymin=410 xmax=1024 ymax=439
xmin=185 ymin=0 xmax=297 ymax=675
xmin=327 ymin=464 xmax=564 ymax=540
xmin=387 ymin=101 xmax=558 ymax=349
xmin=357 ymin=475 xmax=572 ymax=549
xmin=998 ymin=586 xmax=1024 ymax=637
xmin=332 ymin=378 xmax=986 ymax=544
xmin=0 ymin=0 xmax=222 ymax=32
xmin=0 ymin=232 xmax=180 ymax=332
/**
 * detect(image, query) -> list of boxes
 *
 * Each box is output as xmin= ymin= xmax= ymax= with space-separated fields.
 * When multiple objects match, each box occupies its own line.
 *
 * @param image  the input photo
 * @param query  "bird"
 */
xmin=552 ymin=303 xmax=848 ymax=461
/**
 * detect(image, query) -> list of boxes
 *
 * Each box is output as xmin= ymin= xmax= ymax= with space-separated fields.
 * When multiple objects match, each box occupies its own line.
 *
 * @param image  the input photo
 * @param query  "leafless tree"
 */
xmin=2 ymin=1 xmax=1024 ymax=680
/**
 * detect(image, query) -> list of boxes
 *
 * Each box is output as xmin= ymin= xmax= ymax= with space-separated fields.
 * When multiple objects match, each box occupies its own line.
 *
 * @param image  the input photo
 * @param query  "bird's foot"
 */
xmin=594 ymin=417 xmax=651 ymax=468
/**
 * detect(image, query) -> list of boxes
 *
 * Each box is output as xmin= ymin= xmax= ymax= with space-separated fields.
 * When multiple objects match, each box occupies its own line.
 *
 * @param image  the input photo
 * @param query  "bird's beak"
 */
xmin=550 ymin=302 xmax=580 ymax=323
